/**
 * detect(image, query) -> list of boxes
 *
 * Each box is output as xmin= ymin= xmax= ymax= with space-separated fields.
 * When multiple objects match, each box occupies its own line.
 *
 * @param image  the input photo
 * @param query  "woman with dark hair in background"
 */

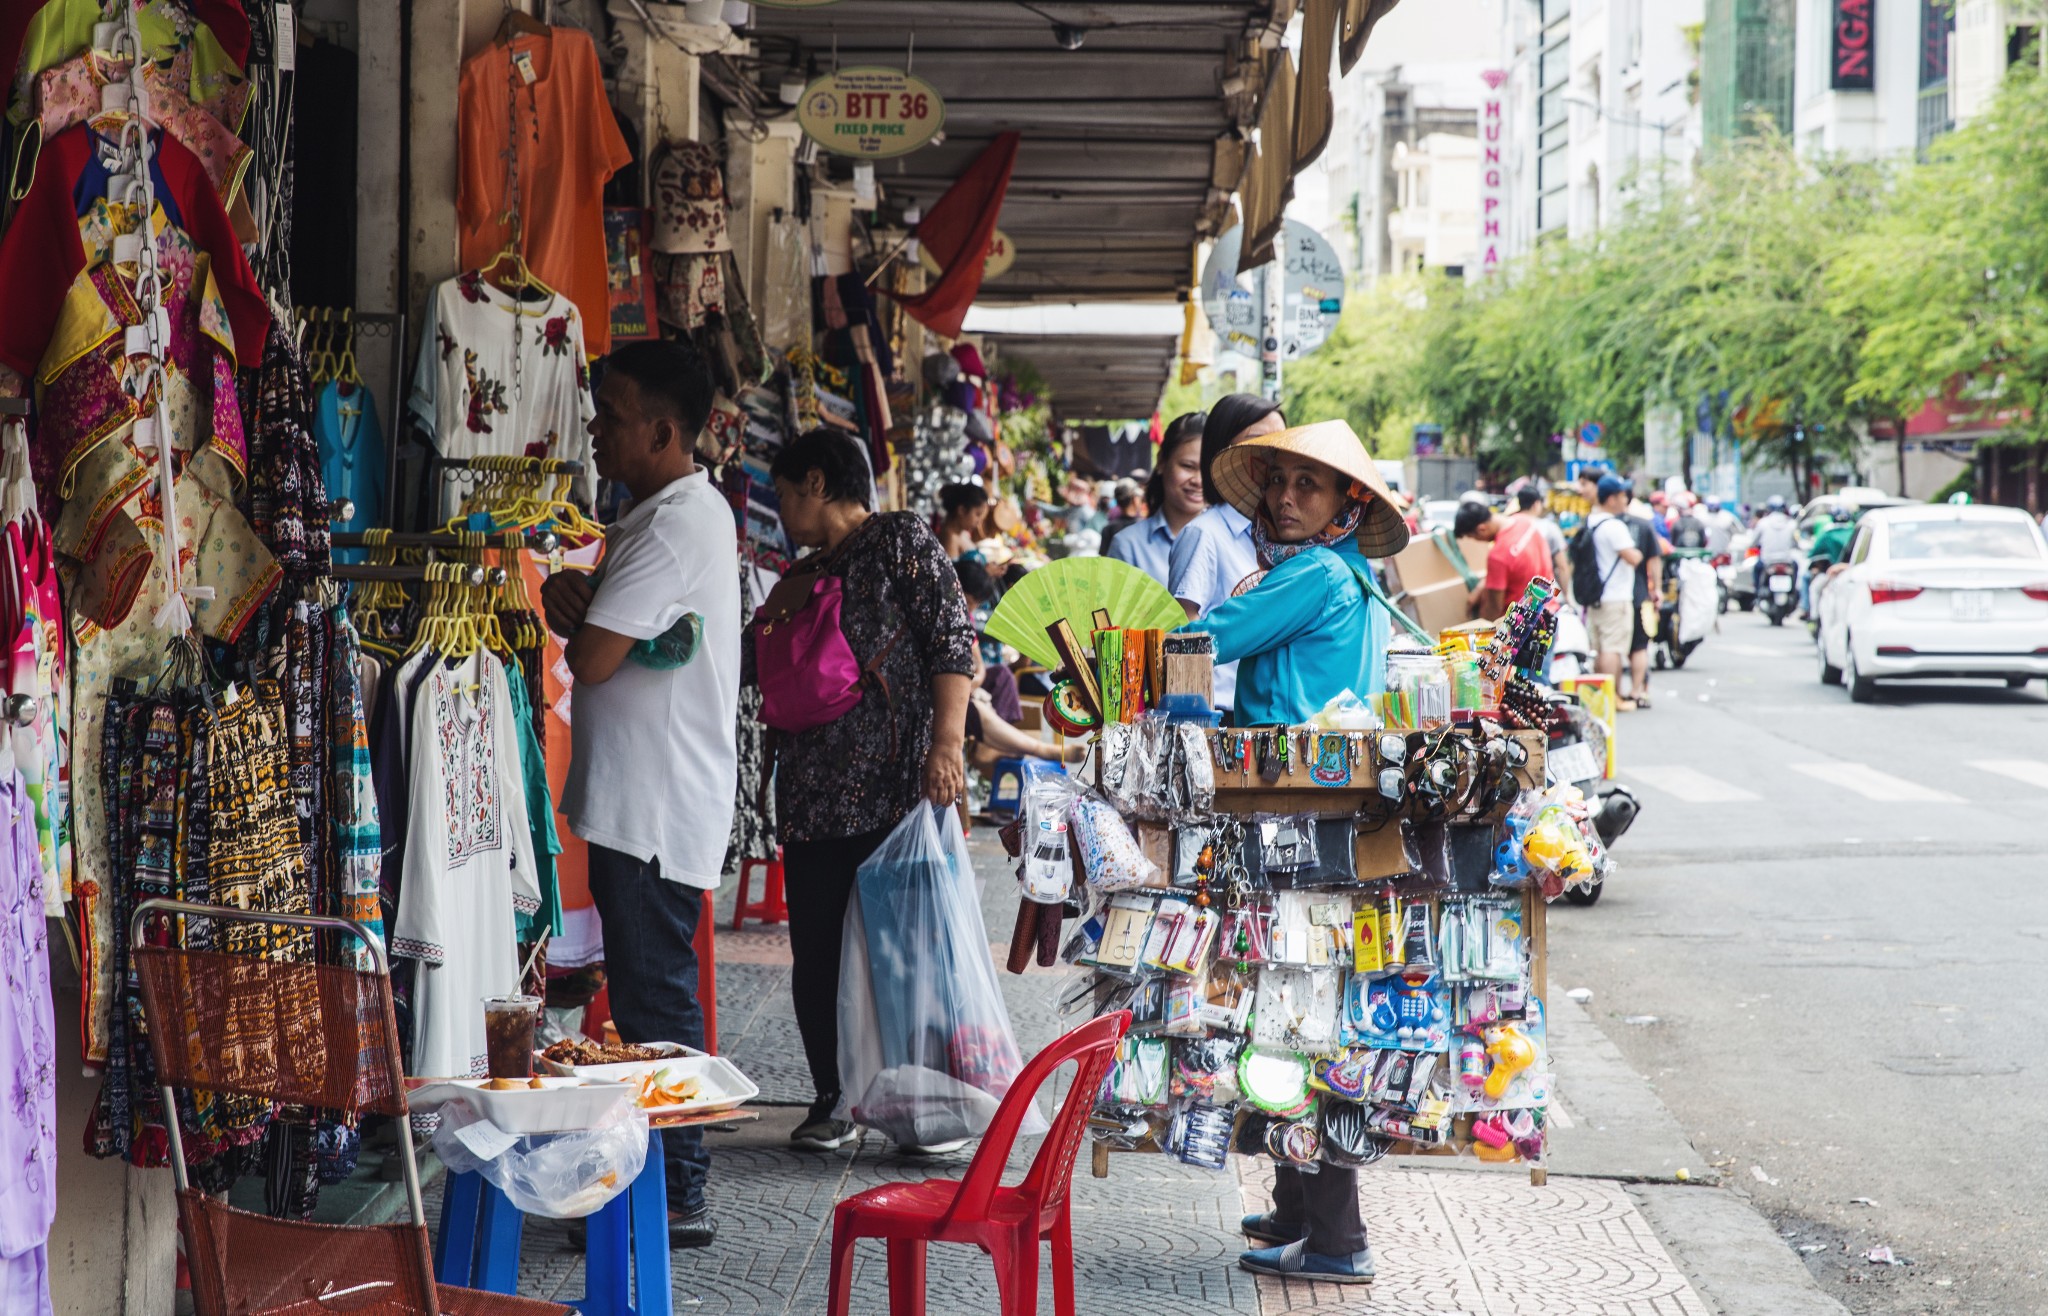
xmin=748 ymin=428 xmax=978 ymax=1153
xmin=1105 ymin=411 xmax=1207 ymax=585
xmin=1166 ymin=394 xmax=1286 ymax=716
xmin=936 ymin=481 xmax=991 ymax=562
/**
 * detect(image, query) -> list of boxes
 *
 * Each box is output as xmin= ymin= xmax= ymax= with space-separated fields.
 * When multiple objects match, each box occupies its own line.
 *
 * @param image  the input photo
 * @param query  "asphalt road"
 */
xmin=1547 ymin=603 xmax=2048 ymax=1316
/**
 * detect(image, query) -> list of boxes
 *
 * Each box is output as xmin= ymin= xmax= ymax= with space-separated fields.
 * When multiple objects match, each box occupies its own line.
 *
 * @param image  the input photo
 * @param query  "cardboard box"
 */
xmin=1387 ymin=534 xmax=1491 ymax=635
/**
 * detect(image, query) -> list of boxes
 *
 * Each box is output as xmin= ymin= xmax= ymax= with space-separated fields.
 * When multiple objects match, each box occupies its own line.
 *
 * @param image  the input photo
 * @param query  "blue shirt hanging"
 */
xmin=315 ymin=380 xmax=386 ymax=563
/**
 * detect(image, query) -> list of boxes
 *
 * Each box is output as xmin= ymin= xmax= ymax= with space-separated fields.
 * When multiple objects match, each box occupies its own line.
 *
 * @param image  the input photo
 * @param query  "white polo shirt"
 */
xmin=562 ymin=470 xmax=740 ymax=888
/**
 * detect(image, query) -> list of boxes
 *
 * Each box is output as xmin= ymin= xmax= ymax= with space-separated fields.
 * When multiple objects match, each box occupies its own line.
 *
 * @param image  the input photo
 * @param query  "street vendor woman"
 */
xmin=1181 ymin=417 xmax=1411 ymax=1285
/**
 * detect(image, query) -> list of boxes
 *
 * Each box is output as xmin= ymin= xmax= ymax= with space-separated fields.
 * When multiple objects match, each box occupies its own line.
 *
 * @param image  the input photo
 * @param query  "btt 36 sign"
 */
xmin=798 ymin=67 xmax=945 ymax=159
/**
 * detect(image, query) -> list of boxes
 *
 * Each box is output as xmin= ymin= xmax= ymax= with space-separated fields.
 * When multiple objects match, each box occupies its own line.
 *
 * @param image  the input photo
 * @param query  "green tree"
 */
xmin=1398 ymin=134 xmax=1885 ymax=486
xmin=1281 ymin=274 xmax=1434 ymax=455
xmin=1837 ymin=69 xmax=2048 ymax=451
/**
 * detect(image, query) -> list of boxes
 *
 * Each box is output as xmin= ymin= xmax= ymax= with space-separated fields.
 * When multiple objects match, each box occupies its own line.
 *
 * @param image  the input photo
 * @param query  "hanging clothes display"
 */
xmin=391 ymin=648 xmax=538 ymax=1079
xmin=0 ymin=762 xmax=54 ymax=1316
xmin=409 ymin=271 xmax=598 ymax=510
xmin=0 ymin=123 xmax=268 ymax=391
xmin=456 ymin=23 xmax=631 ymax=356
xmin=0 ymin=424 xmax=72 ymax=914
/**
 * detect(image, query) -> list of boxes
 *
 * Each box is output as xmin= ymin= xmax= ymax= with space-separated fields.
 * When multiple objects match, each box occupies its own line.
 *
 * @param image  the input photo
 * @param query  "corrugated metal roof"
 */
xmin=746 ymin=0 xmax=1400 ymax=415
xmin=981 ymin=332 xmax=1182 ymax=419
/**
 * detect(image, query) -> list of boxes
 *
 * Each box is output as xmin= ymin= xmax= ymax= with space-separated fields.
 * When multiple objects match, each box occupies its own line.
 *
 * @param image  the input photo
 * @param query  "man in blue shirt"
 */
xmin=1107 ymin=411 xmax=1207 ymax=585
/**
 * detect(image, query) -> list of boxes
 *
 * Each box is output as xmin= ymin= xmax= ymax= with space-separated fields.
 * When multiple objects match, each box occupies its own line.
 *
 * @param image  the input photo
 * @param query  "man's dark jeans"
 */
xmin=587 ymin=844 xmax=710 ymax=1213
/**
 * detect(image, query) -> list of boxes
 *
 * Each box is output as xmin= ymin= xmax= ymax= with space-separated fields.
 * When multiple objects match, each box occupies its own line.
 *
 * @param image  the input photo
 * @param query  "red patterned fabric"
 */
xmin=0 ymin=125 xmax=270 ymax=379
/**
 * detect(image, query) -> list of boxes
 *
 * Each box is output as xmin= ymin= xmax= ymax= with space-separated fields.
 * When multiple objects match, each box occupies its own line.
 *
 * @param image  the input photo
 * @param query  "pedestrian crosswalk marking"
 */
xmin=1626 ymin=766 xmax=1760 ymax=803
xmin=1968 ymin=759 xmax=2048 ymax=791
xmin=1789 ymin=762 xmax=1962 ymax=803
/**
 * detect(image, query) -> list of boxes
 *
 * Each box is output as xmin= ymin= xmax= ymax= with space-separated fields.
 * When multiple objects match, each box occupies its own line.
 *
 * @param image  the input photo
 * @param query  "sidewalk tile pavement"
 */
xmin=475 ymin=831 xmax=1716 ymax=1315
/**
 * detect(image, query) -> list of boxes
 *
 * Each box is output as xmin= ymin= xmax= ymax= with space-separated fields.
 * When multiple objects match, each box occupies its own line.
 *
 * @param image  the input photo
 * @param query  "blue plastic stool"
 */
xmin=985 ymin=757 xmax=1030 ymax=817
xmin=435 ymin=1127 xmax=673 ymax=1316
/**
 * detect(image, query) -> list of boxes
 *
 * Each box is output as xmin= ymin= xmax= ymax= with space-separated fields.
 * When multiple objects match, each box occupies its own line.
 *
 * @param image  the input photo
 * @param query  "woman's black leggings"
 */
xmin=781 ymin=826 xmax=892 ymax=1104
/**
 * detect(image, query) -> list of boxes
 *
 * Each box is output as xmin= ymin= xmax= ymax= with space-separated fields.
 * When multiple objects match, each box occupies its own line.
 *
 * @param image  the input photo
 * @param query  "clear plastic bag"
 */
xmin=431 ymin=1099 xmax=649 ymax=1219
xmin=837 ymin=805 xmax=1046 ymax=1146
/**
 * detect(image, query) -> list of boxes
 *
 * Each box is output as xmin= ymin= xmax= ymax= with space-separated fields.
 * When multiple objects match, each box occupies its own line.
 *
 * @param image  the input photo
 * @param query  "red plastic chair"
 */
xmin=825 ymin=1010 xmax=1133 ymax=1316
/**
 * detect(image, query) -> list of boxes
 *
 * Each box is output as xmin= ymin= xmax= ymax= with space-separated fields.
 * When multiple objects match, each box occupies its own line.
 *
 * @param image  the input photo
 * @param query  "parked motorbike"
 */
xmin=1541 ymin=691 xmax=1641 ymax=907
xmin=1757 ymin=560 xmax=1799 ymax=626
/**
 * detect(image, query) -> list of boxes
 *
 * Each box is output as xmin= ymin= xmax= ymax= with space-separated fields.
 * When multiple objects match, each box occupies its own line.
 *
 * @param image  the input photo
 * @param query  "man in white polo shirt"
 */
xmin=542 ymin=339 xmax=738 ymax=1249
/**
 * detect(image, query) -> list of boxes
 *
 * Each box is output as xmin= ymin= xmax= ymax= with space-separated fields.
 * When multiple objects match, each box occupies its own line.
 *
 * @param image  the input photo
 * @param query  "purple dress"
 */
xmin=0 ymin=770 xmax=54 ymax=1316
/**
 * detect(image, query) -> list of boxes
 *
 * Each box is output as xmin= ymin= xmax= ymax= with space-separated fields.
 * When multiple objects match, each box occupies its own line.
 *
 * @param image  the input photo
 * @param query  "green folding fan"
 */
xmin=984 ymin=557 xmax=1187 ymax=667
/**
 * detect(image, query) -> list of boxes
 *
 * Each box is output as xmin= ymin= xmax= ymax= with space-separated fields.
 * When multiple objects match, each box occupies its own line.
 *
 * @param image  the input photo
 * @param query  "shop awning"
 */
xmin=746 ymin=0 xmax=1403 ymax=412
xmin=977 ymin=332 xmax=1181 ymax=419
xmin=749 ymin=0 xmax=1270 ymax=307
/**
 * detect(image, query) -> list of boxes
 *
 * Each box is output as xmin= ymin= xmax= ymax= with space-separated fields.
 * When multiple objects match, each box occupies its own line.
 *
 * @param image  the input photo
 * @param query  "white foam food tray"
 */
xmin=407 ymin=1076 xmax=635 ymax=1133
xmin=546 ymin=1053 xmax=759 ymax=1117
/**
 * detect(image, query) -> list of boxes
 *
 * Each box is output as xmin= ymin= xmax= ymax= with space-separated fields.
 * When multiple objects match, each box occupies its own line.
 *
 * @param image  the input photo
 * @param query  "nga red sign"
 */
xmin=1832 ymin=0 xmax=1874 ymax=90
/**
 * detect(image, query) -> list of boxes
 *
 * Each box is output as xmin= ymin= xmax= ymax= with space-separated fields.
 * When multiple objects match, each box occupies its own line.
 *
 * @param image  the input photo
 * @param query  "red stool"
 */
xmin=731 ymin=850 xmax=789 ymax=930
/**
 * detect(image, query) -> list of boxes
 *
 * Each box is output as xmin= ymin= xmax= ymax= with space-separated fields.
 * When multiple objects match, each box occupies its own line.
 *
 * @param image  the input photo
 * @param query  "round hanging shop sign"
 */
xmin=798 ymin=66 xmax=946 ymax=159
xmin=1201 ymin=218 xmax=1345 ymax=360
xmin=919 ymin=228 xmax=1016 ymax=281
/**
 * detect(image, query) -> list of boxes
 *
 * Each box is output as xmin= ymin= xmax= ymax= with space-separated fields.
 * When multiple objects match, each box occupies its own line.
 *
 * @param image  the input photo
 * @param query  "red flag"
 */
xmin=892 ymin=132 xmax=1020 ymax=340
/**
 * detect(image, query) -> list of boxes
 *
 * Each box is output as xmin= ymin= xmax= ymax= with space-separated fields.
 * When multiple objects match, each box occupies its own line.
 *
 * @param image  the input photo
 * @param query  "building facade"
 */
xmin=1389 ymin=132 xmax=1481 ymax=276
xmin=1316 ymin=61 xmax=1485 ymax=282
xmin=1495 ymin=0 xmax=1705 ymax=261
xmin=1791 ymin=0 xmax=1956 ymax=156
xmin=1953 ymin=0 xmax=2047 ymax=125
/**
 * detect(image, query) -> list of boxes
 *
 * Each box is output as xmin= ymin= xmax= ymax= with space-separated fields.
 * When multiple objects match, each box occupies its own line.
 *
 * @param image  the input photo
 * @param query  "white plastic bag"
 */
xmin=1677 ymin=557 xmax=1717 ymax=644
xmin=836 ymin=805 xmax=1046 ymax=1146
xmin=432 ymin=1099 xmax=649 ymax=1218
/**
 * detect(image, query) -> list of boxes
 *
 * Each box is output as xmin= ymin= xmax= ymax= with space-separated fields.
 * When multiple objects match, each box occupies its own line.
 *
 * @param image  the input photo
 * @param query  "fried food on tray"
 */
xmin=540 ymin=1037 xmax=670 ymax=1066
xmin=633 ymin=1071 xmax=703 ymax=1108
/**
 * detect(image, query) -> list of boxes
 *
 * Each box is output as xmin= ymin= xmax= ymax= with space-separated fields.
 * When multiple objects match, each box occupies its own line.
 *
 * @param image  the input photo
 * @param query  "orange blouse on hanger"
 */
xmin=456 ymin=25 xmax=632 ymax=357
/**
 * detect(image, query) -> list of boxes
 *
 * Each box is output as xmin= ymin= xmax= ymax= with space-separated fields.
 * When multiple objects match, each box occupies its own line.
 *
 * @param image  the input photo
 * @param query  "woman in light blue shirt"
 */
xmin=1106 ymin=411 xmax=1207 ymax=585
xmin=1183 ymin=418 xmax=1412 ymax=1286
xmin=1168 ymin=394 xmax=1288 ymax=712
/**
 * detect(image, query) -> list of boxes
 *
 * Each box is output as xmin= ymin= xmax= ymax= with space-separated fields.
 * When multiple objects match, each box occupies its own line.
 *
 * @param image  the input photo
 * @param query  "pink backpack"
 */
xmin=750 ymin=566 xmax=901 ymax=734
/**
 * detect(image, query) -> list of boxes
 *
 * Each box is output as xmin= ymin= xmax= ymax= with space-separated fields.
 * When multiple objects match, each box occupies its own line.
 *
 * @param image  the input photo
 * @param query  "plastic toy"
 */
xmin=1521 ymin=806 xmax=1591 ymax=880
xmin=1346 ymin=965 xmax=1449 ymax=1052
xmin=1481 ymin=1023 xmax=1537 ymax=1100
xmin=1456 ymin=1036 xmax=1488 ymax=1089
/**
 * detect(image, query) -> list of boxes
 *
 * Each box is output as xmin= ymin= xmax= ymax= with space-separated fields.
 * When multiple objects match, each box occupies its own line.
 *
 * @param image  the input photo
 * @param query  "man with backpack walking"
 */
xmin=1569 ymin=474 xmax=1645 ymax=706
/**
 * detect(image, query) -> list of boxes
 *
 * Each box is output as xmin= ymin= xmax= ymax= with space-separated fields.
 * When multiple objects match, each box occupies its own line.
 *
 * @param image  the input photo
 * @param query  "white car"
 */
xmin=1817 ymin=504 xmax=2048 ymax=702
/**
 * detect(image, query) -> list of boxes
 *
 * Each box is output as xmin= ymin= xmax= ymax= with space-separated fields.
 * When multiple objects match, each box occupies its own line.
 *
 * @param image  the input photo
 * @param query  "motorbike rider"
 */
xmin=1668 ymin=497 xmax=1709 ymax=551
xmin=1751 ymin=495 xmax=1799 ymax=598
xmin=1802 ymin=510 xmax=1858 ymax=620
xmin=1696 ymin=498 xmax=1741 ymax=556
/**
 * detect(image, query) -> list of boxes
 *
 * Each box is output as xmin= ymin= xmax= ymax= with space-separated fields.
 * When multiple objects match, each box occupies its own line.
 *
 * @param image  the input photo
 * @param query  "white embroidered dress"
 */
xmin=392 ymin=650 xmax=539 ymax=1078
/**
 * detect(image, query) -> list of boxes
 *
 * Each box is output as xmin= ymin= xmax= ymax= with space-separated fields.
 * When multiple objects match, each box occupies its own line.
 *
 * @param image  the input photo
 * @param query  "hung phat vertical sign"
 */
xmin=1832 ymin=0 xmax=1875 ymax=91
xmin=1474 ymin=69 xmax=1508 ymax=278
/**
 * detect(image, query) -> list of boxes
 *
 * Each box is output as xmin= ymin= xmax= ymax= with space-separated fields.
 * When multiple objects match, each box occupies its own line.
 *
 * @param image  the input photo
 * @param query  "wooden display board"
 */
xmin=1082 ymin=725 xmax=1552 ymax=1187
